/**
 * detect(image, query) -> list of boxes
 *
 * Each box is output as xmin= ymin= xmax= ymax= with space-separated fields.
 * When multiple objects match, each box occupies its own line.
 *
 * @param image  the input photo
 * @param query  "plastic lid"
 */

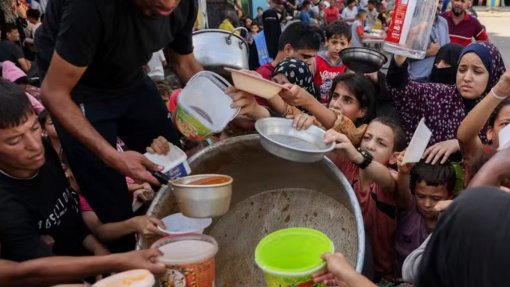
xmin=255 ymin=227 xmax=334 ymax=276
xmin=152 ymin=234 xmax=219 ymax=265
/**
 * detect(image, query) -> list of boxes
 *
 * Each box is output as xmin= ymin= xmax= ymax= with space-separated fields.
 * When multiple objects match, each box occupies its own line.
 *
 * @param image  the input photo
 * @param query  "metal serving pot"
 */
xmin=192 ymin=27 xmax=250 ymax=72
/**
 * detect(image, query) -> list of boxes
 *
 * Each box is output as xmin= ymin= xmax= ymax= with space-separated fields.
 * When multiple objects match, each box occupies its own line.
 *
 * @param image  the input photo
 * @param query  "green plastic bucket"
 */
xmin=255 ymin=228 xmax=334 ymax=287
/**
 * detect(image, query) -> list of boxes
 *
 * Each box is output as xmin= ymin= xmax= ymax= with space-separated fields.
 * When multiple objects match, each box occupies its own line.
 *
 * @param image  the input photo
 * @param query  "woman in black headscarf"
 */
xmin=428 ymin=43 xmax=464 ymax=85
xmin=416 ymin=186 xmax=510 ymax=287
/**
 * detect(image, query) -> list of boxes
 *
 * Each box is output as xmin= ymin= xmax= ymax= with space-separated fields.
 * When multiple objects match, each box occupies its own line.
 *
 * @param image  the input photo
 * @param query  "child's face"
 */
xmin=487 ymin=105 xmax=510 ymax=148
xmin=415 ymin=181 xmax=450 ymax=220
xmin=251 ymin=24 xmax=259 ymax=33
xmin=286 ymin=47 xmax=317 ymax=67
xmin=329 ymin=83 xmax=366 ymax=123
xmin=360 ymin=121 xmax=396 ymax=165
xmin=326 ymin=35 xmax=350 ymax=60
xmin=271 ymin=73 xmax=290 ymax=85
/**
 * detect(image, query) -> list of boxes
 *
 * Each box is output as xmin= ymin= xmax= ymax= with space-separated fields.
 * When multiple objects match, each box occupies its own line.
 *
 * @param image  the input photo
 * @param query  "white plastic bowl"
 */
xmin=158 ymin=213 xmax=213 ymax=235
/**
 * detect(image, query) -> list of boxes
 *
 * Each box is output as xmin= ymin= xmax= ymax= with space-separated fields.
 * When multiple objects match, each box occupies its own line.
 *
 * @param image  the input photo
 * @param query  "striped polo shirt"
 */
xmin=441 ymin=11 xmax=488 ymax=47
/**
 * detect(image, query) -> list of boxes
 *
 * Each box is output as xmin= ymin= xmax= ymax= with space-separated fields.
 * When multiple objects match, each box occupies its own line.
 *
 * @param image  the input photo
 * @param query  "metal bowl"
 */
xmin=255 ymin=118 xmax=335 ymax=163
xmin=340 ymin=47 xmax=388 ymax=73
xmin=171 ymin=174 xmax=233 ymax=218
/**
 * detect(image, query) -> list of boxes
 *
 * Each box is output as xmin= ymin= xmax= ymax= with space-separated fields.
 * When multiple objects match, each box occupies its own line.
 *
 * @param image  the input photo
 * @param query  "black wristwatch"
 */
xmin=356 ymin=147 xmax=373 ymax=169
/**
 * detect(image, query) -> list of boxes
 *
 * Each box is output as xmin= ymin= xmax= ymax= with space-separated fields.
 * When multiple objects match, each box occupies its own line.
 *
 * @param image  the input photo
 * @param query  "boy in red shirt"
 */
xmin=310 ymin=21 xmax=350 ymax=105
xmin=325 ymin=116 xmax=407 ymax=282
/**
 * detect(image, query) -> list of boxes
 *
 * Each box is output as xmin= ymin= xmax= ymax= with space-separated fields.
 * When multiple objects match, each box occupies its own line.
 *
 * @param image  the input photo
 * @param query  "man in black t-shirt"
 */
xmin=0 ymin=79 xmax=106 ymax=262
xmin=35 ymin=0 xmax=203 ymax=252
xmin=0 ymin=23 xmax=31 ymax=73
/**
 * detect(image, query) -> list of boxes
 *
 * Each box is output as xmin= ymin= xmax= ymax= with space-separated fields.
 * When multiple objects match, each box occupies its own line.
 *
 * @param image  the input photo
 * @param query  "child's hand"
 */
xmin=313 ymin=252 xmax=356 ymax=286
xmin=133 ymin=183 xmax=155 ymax=203
xmin=324 ymin=129 xmax=360 ymax=163
xmin=288 ymin=113 xmax=313 ymax=130
xmin=130 ymin=215 xmax=167 ymax=237
xmin=146 ymin=136 xmax=170 ymax=155
xmin=494 ymin=69 xmax=510 ymax=97
xmin=117 ymin=249 xmax=166 ymax=276
xmin=422 ymin=139 xmax=459 ymax=164
xmin=433 ymin=200 xmax=453 ymax=213
xmin=364 ymin=72 xmax=378 ymax=83
xmin=228 ymin=87 xmax=270 ymax=120
xmin=397 ymin=150 xmax=414 ymax=174
xmin=394 ymin=54 xmax=407 ymax=66
xmin=41 ymin=235 xmax=55 ymax=248
xmin=279 ymin=83 xmax=315 ymax=107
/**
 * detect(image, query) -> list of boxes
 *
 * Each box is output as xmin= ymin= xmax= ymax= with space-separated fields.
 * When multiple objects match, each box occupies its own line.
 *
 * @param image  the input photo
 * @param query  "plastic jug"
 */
xmin=383 ymin=0 xmax=437 ymax=59
xmin=174 ymin=71 xmax=240 ymax=140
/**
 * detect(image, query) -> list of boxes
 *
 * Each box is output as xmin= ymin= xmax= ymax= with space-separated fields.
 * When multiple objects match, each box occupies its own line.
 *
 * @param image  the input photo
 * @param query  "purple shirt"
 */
xmin=386 ymin=41 xmax=506 ymax=145
xmin=386 ymin=58 xmax=465 ymax=145
xmin=394 ymin=197 xmax=431 ymax=277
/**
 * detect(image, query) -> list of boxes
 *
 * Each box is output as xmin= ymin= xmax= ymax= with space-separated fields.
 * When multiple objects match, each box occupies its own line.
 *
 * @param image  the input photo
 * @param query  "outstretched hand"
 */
xmin=422 ymin=139 xmax=459 ymax=165
xmin=324 ymin=130 xmax=360 ymax=163
xmin=397 ymin=150 xmax=415 ymax=174
xmin=146 ymin=136 xmax=170 ymax=155
xmin=288 ymin=113 xmax=314 ymax=130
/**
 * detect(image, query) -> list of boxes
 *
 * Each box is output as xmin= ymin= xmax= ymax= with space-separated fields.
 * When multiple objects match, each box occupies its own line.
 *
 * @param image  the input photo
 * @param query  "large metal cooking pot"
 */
xmin=138 ymin=135 xmax=365 ymax=285
xmin=192 ymin=28 xmax=249 ymax=72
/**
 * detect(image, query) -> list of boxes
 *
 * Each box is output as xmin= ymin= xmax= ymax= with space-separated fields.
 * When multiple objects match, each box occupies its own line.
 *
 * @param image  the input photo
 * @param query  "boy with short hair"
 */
xmin=254 ymin=22 xmax=321 ymax=114
xmin=0 ymin=79 xmax=106 ymax=261
xmin=325 ymin=116 xmax=407 ymax=282
xmin=256 ymin=21 xmax=321 ymax=80
xmin=351 ymin=10 xmax=368 ymax=47
xmin=395 ymin=159 xmax=456 ymax=276
xmin=310 ymin=21 xmax=350 ymax=105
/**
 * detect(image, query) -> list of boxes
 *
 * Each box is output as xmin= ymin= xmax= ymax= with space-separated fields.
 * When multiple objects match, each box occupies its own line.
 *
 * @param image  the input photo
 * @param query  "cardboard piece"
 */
xmin=498 ymin=123 xmax=510 ymax=151
xmin=403 ymin=118 xmax=432 ymax=163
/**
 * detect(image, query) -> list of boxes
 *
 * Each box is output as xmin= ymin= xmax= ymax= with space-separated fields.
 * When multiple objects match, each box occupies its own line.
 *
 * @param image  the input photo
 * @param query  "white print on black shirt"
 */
xmin=37 ymin=188 xmax=80 ymax=230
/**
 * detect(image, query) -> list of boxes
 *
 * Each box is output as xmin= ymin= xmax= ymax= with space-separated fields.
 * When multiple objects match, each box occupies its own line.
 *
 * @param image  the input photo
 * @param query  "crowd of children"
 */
xmin=1 ymin=0 xmax=510 ymax=286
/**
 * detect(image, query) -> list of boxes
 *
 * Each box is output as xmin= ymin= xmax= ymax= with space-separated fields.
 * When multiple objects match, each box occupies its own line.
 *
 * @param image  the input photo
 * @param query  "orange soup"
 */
xmin=187 ymin=176 xmax=230 ymax=185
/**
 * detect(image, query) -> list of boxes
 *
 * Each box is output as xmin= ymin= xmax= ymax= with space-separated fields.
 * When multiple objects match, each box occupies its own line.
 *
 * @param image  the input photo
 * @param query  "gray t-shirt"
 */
xmin=351 ymin=20 xmax=363 ymax=47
